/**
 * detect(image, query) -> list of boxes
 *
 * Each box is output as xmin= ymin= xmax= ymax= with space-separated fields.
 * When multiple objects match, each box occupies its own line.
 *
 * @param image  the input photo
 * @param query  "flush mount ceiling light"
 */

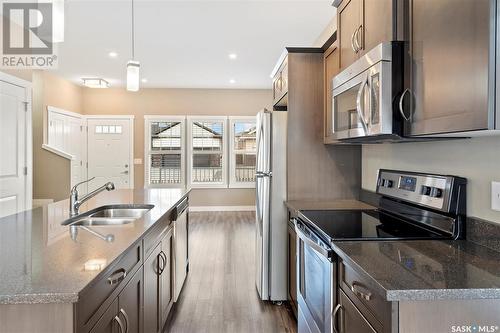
xmin=228 ymin=53 xmax=237 ymax=60
xmin=141 ymin=78 xmax=148 ymax=83
xmin=126 ymin=0 xmax=140 ymax=92
xmin=82 ymin=78 xmax=109 ymax=88
xmin=229 ymin=79 xmax=236 ymax=84
xmin=108 ymin=51 xmax=118 ymax=58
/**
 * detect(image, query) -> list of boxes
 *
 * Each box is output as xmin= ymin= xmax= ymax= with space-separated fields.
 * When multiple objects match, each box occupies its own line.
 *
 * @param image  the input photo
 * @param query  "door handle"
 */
xmin=121 ymin=170 xmax=129 ymax=175
xmin=120 ymin=308 xmax=129 ymax=333
xmin=399 ymin=88 xmax=412 ymax=121
xmin=113 ymin=315 xmax=125 ymax=333
xmin=332 ymin=304 xmax=343 ymax=333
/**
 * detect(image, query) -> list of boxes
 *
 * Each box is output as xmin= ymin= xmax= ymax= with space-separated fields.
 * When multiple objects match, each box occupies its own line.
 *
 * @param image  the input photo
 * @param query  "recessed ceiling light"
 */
xmin=228 ymin=53 xmax=237 ymax=60
xmin=141 ymin=78 xmax=148 ymax=83
xmin=229 ymin=79 xmax=236 ymax=84
xmin=108 ymin=51 xmax=118 ymax=58
xmin=82 ymin=78 xmax=110 ymax=88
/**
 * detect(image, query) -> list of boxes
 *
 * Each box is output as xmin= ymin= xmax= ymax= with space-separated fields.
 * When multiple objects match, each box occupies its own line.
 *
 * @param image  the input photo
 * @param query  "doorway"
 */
xmin=86 ymin=116 xmax=134 ymax=191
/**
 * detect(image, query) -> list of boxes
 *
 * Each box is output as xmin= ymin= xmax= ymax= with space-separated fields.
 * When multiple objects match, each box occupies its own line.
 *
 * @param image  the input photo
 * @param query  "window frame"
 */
xmin=187 ymin=116 xmax=228 ymax=188
xmin=229 ymin=116 xmax=257 ymax=188
xmin=144 ymin=115 xmax=186 ymax=188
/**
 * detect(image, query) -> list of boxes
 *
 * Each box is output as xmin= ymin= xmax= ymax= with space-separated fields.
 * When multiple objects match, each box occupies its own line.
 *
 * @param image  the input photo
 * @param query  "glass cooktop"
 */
xmin=298 ymin=209 xmax=446 ymax=243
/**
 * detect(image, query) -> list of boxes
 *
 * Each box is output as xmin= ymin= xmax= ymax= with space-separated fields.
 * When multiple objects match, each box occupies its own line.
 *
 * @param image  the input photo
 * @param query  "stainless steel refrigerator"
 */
xmin=255 ymin=109 xmax=288 ymax=301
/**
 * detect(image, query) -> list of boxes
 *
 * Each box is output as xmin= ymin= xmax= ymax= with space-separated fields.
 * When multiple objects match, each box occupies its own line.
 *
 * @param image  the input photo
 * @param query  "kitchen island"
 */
xmin=0 ymin=188 xmax=189 ymax=333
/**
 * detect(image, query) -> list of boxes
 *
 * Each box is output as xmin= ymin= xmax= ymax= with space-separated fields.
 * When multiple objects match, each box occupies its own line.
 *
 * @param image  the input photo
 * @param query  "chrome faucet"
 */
xmin=70 ymin=177 xmax=115 ymax=217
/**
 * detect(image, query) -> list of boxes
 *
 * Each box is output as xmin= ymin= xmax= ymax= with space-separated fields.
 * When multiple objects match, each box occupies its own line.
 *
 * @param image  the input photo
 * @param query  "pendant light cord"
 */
xmin=131 ymin=0 xmax=135 ymax=60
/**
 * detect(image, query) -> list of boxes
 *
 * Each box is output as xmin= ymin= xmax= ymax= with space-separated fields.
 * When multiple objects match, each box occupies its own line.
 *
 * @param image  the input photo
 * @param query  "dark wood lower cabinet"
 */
xmin=160 ymin=228 xmax=174 ymax=328
xmin=339 ymin=289 xmax=376 ymax=333
xmin=144 ymin=242 xmax=162 ymax=333
xmin=90 ymin=267 xmax=143 ymax=333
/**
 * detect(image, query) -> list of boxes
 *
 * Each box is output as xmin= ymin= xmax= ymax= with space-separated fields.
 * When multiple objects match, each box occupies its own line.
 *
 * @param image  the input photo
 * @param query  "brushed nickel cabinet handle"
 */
xmin=120 ymin=308 xmax=129 ymax=333
xmin=351 ymin=31 xmax=358 ymax=53
xmin=157 ymin=252 xmax=165 ymax=275
xmin=354 ymin=25 xmax=363 ymax=52
xmin=107 ymin=268 xmax=127 ymax=285
xmin=399 ymin=88 xmax=412 ymax=121
xmin=113 ymin=315 xmax=125 ymax=333
xmin=351 ymin=281 xmax=372 ymax=301
xmin=332 ymin=304 xmax=343 ymax=333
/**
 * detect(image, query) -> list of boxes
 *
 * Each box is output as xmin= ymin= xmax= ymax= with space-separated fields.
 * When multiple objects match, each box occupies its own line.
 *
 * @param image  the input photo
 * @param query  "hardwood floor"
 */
xmin=166 ymin=211 xmax=297 ymax=333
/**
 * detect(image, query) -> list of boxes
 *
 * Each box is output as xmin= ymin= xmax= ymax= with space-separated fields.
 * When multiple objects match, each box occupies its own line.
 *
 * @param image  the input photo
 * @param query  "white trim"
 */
xmin=42 ymin=144 xmax=74 ymax=160
xmin=144 ymin=116 xmax=186 ymax=189
xmin=0 ymin=71 xmax=33 ymax=210
xmin=189 ymin=205 xmax=255 ymax=212
xmin=0 ymin=71 xmax=32 ymax=88
xmin=229 ymin=116 xmax=257 ymax=189
xmin=83 ymin=115 xmax=135 ymax=119
xmin=86 ymin=116 xmax=135 ymax=189
xmin=187 ymin=116 xmax=229 ymax=188
xmin=47 ymin=105 xmax=81 ymax=119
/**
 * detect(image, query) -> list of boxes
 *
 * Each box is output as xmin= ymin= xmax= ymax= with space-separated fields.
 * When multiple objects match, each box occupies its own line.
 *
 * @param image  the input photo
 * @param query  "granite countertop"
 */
xmin=333 ymin=240 xmax=500 ymax=301
xmin=285 ymin=199 xmax=375 ymax=214
xmin=0 ymin=188 xmax=189 ymax=305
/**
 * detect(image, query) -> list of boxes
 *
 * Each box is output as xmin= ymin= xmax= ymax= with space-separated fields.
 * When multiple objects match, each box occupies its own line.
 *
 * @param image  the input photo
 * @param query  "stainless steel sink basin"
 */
xmin=61 ymin=204 xmax=154 ymax=226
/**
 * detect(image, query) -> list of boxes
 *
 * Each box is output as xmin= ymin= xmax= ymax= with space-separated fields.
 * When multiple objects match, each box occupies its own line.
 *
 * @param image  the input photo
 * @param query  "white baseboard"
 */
xmin=189 ymin=205 xmax=255 ymax=212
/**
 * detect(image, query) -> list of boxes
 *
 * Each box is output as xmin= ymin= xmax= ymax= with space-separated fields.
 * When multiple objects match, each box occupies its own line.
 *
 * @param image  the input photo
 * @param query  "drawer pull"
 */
xmin=107 ymin=268 xmax=127 ymax=285
xmin=113 ymin=315 xmax=125 ymax=333
xmin=350 ymin=281 xmax=372 ymax=301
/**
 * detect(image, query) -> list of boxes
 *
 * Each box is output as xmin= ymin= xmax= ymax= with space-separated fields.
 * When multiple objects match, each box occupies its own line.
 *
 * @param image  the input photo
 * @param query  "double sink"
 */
xmin=61 ymin=204 xmax=154 ymax=227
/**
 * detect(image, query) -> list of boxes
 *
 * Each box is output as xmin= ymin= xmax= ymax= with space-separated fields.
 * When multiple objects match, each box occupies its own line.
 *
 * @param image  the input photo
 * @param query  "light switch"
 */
xmin=491 ymin=182 xmax=500 ymax=211
xmin=134 ymin=158 xmax=142 ymax=165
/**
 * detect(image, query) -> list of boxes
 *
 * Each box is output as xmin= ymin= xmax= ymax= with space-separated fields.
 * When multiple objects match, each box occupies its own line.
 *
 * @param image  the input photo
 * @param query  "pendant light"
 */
xmin=127 ymin=0 xmax=140 ymax=91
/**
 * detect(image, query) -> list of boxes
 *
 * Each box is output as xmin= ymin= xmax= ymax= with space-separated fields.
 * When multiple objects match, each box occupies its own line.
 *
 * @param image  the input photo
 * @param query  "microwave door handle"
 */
xmin=356 ymin=76 xmax=369 ymax=133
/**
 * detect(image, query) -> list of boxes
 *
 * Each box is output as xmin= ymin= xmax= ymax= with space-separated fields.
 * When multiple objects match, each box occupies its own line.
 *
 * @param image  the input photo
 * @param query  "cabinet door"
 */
xmin=144 ymin=242 xmax=162 ymax=333
xmin=118 ymin=267 xmax=143 ymax=333
xmin=338 ymin=0 xmax=361 ymax=69
xmin=324 ymin=44 xmax=340 ymax=143
xmin=406 ymin=0 xmax=491 ymax=135
xmin=160 ymin=228 xmax=174 ymax=328
xmin=339 ymin=290 xmax=376 ymax=333
xmin=90 ymin=299 xmax=119 ymax=333
xmin=360 ymin=0 xmax=392 ymax=55
xmin=287 ymin=223 xmax=297 ymax=315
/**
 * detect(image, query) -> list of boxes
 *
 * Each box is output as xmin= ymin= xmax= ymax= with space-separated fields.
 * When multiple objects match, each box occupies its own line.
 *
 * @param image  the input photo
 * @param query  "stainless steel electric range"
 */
xmin=294 ymin=169 xmax=467 ymax=333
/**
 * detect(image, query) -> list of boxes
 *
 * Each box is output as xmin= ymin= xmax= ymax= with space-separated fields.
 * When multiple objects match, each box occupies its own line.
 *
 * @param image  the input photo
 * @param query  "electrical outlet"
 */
xmin=492 ymin=182 xmax=500 ymax=211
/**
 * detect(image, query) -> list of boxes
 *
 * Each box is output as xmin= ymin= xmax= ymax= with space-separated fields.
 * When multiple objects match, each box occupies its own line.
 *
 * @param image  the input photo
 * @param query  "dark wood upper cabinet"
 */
xmin=324 ymin=42 xmax=340 ymax=143
xmin=404 ymin=0 xmax=493 ymax=136
xmin=337 ymin=0 xmax=393 ymax=69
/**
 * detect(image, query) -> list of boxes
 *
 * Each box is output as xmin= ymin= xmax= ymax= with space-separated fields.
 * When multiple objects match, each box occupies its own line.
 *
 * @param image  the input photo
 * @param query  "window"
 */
xmin=187 ymin=116 xmax=227 ymax=187
xmin=145 ymin=116 xmax=185 ymax=187
xmin=229 ymin=117 xmax=256 ymax=188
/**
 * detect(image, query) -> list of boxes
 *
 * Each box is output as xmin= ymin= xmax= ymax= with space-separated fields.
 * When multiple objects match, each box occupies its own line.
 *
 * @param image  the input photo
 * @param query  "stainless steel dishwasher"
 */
xmin=173 ymin=197 xmax=189 ymax=301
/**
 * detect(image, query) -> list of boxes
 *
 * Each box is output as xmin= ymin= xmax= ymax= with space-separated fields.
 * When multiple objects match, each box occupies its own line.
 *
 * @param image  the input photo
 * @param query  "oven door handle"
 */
xmin=295 ymin=225 xmax=332 ymax=260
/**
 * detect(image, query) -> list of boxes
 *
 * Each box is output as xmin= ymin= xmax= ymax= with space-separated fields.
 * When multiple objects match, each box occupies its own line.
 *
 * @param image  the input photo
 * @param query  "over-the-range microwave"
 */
xmin=329 ymin=42 xmax=406 ymax=143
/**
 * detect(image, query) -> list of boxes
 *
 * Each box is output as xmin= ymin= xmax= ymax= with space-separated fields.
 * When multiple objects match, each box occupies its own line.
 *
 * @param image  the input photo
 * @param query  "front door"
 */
xmin=0 ymin=80 xmax=28 ymax=218
xmin=87 ymin=118 xmax=133 ymax=191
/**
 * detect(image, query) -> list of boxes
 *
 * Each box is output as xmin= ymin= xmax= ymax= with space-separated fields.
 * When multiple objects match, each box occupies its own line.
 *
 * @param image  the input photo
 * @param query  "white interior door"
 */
xmin=0 ymin=80 xmax=28 ymax=218
xmin=87 ymin=118 xmax=133 ymax=191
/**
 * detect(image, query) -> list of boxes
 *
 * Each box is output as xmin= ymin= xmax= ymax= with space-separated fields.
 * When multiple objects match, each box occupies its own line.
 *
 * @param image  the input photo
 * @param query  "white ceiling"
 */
xmin=51 ymin=0 xmax=335 ymax=89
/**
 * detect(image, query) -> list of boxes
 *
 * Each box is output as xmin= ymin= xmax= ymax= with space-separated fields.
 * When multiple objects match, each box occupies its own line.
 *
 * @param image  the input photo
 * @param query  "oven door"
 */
xmin=296 ymin=221 xmax=335 ymax=333
xmin=331 ymin=61 xmax=393 ymax=141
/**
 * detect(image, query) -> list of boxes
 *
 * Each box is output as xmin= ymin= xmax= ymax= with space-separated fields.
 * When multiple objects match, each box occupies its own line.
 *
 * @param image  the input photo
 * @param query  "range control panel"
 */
xmin=376 ymin=169 xmax=466 ymax=213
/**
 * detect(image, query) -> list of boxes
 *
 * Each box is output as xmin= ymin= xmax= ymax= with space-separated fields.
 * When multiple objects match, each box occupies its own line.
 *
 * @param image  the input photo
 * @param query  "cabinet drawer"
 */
xmin=77 ymin=241 xmax=142 ymax=332
xmin=338 ymin=289 xmax=377 ymax=333
xmin=340 ymin=260 xmax=392 ymax=330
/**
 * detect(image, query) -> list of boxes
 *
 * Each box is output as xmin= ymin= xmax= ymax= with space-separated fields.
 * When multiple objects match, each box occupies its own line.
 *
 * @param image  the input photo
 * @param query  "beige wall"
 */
xmin=82 ymin=88 xmax=272 ymax=206
xmin=32 ymin=71 xmax=83 ymax=201
xmin=362 ymin=136 xmax=500 ymax=224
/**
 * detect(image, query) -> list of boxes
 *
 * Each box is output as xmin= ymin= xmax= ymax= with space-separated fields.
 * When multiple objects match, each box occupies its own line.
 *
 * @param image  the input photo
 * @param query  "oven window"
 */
xmin=303 ymin=244 xmax=330 ymax=331
xmin=333 ymin=82 xmax=364 ymax=132
xmin=370 ymin=73 xmax=380 ymax=125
